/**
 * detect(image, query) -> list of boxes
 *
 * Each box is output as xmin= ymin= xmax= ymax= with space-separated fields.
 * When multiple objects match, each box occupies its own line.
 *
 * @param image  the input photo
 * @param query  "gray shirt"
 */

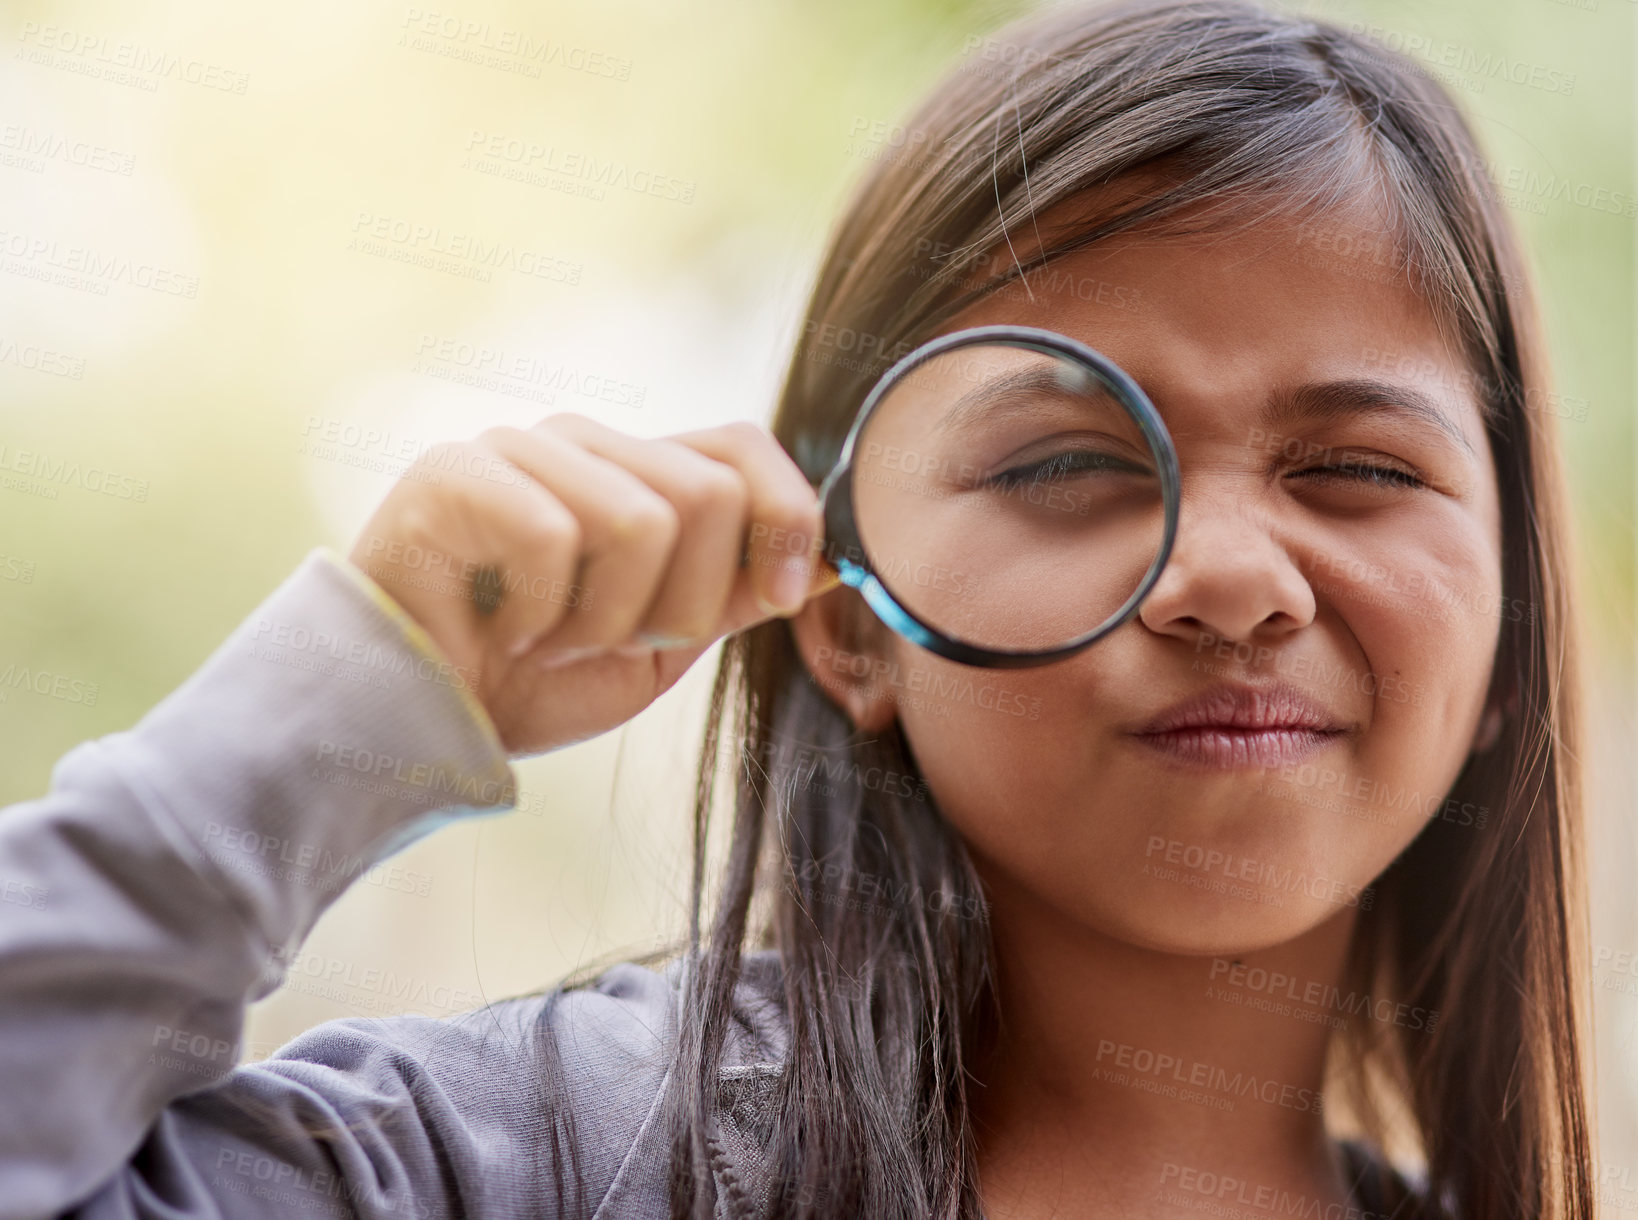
xmin=0 ymin=549 xmax=1416 ymax=1219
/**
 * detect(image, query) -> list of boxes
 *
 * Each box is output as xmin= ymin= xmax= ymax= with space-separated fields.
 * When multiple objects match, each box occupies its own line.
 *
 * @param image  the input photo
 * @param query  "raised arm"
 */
xmin=0 ymin=414 xmax=828 ymax=1217
xmin=0 ymin=548 xmax=520 ymax=1216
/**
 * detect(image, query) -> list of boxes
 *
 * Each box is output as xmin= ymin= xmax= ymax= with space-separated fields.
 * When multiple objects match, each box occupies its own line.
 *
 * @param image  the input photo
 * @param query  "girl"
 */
xmin=0 ymin=1 xmax=1595 ymax=1217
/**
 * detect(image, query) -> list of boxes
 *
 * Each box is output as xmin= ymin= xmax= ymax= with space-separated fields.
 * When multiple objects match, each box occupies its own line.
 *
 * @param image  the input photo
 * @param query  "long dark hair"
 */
xmin=530 ymin=3 xmax=1595 ymax=1217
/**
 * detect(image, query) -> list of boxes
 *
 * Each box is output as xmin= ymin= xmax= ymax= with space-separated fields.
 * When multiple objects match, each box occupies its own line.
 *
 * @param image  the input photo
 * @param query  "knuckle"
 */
xmin=518 ymin=505 xmax=581 ymax=557
xmin=396 ymin=499 xmax=440 ymax=547
xmin=538 ymin=410 xmax=593 ymax=431
xmin=673 ymin=463 xmax=747 ymax=519
xmin=765 ymin=492 xmax=821 ymax=535
xmin=608 ymin=494 xmax=679 ymax=546
xmin=652 ymin=596 xmax=720 ymax=642
xmin=412 ymin=439 xmax=462 ymax=475
xmin=476 ymin=424 xmax=527 ymax=450
xmin=673 ymin=614 xmax=720 ymax=642
xmin=720 ymin=419 xmax=767 ymax=447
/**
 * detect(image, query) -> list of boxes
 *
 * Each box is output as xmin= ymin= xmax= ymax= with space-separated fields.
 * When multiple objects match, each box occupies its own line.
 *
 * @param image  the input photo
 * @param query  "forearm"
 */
xmin=0 ymin=548 xmax=517 ymax=1215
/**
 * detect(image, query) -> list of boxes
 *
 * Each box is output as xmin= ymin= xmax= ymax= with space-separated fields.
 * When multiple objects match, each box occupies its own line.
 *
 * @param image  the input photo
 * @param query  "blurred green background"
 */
xmin=1 ymin=0 xmax=1632 ymax=1182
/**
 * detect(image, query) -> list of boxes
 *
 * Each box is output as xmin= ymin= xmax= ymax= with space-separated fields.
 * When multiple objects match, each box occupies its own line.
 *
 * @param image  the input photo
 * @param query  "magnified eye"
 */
xmin=844 ymin=332 xmax=1176 ymax=658
xmin=986 ymin=448 xmax=1150 ymax=491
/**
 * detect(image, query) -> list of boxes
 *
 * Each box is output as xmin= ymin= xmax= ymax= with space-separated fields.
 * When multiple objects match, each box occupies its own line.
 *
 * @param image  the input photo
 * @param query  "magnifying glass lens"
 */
xmin=849 ymin=341 xmax=1169 ymax=653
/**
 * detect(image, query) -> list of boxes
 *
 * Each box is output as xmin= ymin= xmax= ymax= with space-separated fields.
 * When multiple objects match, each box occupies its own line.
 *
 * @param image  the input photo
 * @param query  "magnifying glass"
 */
xmin=808 ymin=324 xmax=1180 ymax=669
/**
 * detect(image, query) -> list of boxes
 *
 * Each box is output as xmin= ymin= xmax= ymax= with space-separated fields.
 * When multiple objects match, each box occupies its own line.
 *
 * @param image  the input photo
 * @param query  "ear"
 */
xmin=787 ymin=586 xmax=899 ymax=733
xmin=1471 ymin=677 xmax=1518 ymax=755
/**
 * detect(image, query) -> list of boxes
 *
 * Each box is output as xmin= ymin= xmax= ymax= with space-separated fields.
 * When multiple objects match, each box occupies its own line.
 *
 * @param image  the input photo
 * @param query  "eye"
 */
xmin=1289 ymin=461 xmax=1427 ymax=491
xmin=986 ymin=448 xmax=1149 ymax=491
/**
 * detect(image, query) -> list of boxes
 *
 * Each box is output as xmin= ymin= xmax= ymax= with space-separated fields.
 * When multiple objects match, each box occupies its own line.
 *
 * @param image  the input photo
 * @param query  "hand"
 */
xmin=346 ymin=413 xmax=838 ymax=756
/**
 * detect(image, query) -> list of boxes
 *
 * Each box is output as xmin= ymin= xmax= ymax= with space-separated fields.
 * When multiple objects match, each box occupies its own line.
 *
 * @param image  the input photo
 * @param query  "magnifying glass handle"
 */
xmin=808 ymin=555 xmax=844 ymax=599
xmin=737 ymin=530 xmax=844 ymax=602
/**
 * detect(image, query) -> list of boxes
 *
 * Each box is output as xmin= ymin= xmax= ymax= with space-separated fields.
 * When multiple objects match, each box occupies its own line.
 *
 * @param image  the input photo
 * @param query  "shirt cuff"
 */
xmin=311 ymin=545 xmax=508 ymax=760
xmin=80 ymin=545 xmax=520 ymax=976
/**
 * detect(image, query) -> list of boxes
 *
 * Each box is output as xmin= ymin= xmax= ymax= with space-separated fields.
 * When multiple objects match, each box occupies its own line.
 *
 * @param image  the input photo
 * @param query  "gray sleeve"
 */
xmin=65 ymin=972 xmax=684 ymax=1220
xmin=0 ymin=548 xmax=541 ymax=1218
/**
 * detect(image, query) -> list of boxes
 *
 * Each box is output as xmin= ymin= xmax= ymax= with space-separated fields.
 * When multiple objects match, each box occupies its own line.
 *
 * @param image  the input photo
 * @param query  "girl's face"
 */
xmin=802 ymin=201 xmax=1505 ymax=956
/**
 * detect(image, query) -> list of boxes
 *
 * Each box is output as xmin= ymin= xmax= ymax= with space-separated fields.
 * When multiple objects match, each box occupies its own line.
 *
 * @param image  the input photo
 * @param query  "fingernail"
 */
xmin=768 ymin=559 xmax=810 ymax=615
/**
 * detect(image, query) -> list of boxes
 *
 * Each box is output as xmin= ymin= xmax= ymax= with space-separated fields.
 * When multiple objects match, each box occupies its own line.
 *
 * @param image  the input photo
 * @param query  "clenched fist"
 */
xmin=347 ymin=412 xmax=838 ymax=756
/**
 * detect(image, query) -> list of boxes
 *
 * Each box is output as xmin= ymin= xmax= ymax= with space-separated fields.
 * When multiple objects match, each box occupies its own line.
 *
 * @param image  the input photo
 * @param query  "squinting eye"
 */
xmin=986 ymin=450 xmax=1148 ymax=490
xmin=1290 ymin=462 xmax=1427 ymax=491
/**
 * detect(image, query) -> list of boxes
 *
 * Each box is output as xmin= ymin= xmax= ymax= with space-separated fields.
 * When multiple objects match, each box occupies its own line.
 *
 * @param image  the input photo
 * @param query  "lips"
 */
xmin=1129 ymin=682 xmax=1350 ymax=769
xmin=1134 ymin=682 xmax=1346 ymax=735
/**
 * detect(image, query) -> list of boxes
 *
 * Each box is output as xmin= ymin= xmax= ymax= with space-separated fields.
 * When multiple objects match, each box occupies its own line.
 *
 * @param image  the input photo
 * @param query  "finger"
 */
xmin=535 ymin=413 xmax=749 ymax=647
xmin=666 ymin=420 xmax=825 ymax=618
xmin=354 ymin=440 xmax=583 ymax=672
xmin=478 ymin=425 xmax=681 ymax=655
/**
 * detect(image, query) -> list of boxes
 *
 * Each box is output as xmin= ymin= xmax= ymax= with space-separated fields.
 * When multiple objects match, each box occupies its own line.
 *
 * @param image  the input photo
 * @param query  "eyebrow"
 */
xmin=1263 ymin=378 xmax=1476 ymax=459
xmin=928 ymin=366 xmax=1476 ymax=460
xmin=931 ymin=364 xmax=1121 ymax=434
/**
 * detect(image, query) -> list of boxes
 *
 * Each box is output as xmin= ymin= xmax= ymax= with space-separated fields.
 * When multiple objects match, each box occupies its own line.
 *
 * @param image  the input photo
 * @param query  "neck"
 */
xmin=967 ymin=858 xmax=1363 ymax=1218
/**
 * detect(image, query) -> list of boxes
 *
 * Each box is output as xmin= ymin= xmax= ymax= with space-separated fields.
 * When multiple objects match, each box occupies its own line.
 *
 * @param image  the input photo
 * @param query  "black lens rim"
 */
xmin=815 ymin=324 xmax=1181 ymax=669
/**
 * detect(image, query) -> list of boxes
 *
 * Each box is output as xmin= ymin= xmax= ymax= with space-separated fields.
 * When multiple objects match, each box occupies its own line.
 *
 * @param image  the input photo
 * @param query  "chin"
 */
xmin=1092 ymin=892 xmax=1357 ymax=958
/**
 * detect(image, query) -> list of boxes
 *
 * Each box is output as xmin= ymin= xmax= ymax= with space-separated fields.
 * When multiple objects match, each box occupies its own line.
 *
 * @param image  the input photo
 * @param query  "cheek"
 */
xmin=1306 ymin=515 xmax=1503 ymax=791
xmin=884 ymin=641 xmax=1067 ymax=833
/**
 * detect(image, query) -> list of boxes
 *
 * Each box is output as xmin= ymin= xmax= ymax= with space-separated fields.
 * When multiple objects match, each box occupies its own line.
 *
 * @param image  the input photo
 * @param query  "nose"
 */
xmin=1137 ymin=484 xmax=1315 ymax=647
